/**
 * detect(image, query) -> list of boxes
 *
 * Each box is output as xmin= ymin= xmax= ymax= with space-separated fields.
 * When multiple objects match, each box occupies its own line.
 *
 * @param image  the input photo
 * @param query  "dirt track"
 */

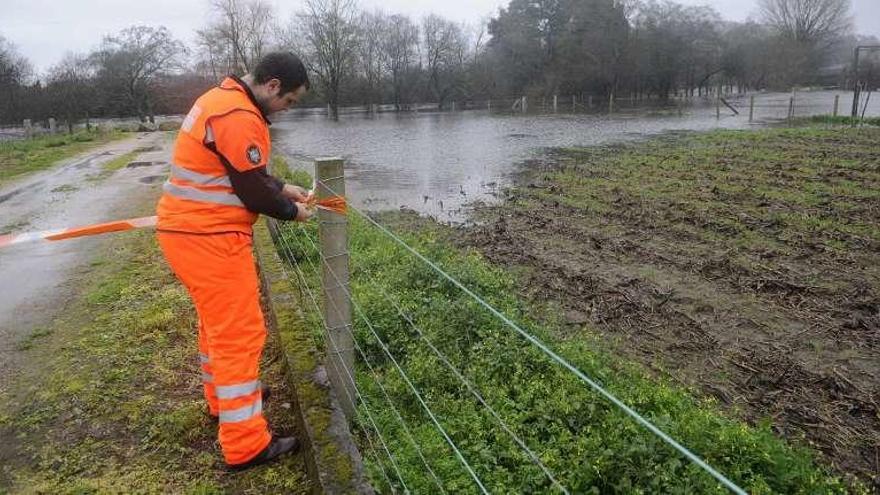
xmin=458 ymin=128 xmax=880 ymax=489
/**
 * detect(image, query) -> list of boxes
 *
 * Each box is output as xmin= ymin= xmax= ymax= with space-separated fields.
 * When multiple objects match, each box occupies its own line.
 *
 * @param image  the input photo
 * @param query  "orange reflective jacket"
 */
xmin=157 ymin=77 xmax=271 ymax=234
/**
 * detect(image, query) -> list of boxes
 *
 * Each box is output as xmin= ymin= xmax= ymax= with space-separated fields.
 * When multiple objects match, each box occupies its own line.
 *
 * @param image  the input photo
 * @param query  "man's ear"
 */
xmin=267 ymin=78 xmax=282 ymax=95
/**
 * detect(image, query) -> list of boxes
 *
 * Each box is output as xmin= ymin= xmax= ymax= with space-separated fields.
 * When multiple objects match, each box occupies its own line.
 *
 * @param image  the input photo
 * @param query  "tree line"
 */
xmin=1 ymin=0 xmax=878 ymax=126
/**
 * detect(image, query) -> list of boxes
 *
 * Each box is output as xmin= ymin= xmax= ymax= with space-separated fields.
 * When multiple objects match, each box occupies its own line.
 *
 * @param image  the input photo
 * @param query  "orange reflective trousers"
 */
xmin=157 ymin=230 xmax=271 ymax=465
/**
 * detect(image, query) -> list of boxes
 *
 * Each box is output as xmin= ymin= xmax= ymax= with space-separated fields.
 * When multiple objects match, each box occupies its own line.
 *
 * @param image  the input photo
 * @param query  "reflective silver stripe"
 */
xmin=170 ymin=163 xmax=231 ymax=187
xmin=216 ymin=380 xmax=261 ymax=400
xmin=163 ymin=181 xmax=244 ymax=207
xmin=199 ymin=354 xmax=210 ymax=364
xmin=219 ymin=399 xmax=263 ymax=424
xmin=201 ymin=371 xmax=214 ymax=383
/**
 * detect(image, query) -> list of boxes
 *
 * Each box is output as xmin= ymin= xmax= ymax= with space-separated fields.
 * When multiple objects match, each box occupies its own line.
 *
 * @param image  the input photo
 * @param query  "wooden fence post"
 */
xmin=749 ymin=95 xmax=755 ymax=123
xmin=833 ymin=95 xmax=840 ymax=117
xmin=316 ymin=157 xmax=355 ymax=420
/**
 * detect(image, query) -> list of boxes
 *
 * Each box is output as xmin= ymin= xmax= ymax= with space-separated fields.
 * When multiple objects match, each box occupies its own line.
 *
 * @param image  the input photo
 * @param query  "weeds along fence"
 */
xmin=265 ymin=157 xmax=854 ymax=494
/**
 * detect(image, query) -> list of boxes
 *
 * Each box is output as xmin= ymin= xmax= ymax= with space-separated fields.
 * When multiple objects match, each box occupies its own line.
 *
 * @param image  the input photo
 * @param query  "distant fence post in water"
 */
xmin=833 ymin=95 xmax=840 ymax=117
xmin=749 ymin=95 xmax=755 ymax=123
xmin=316 ymin=157 xmax=356 ymax=420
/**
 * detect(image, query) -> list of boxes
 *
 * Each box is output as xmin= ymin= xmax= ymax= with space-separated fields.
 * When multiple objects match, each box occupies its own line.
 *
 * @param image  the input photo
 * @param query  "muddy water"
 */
xmin=0 ymin=134 xmax=170 ymax=389
xmin=273 ymin=90 xmax=879 ymax=222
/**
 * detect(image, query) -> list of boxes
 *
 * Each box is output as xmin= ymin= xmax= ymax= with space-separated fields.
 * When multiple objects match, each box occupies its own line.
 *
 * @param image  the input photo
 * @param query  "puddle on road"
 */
xmin=0 ymin=188 xmax=25 ymax=204
xmin=126 ymin=161 xmax=165 ymax=168
xmin=72 ymin=157 xmax=99 ymax=170
xmin=138 ymin=175 xmax=164 ymax=184
xmin=50 ymin=184 xmax=79 ymax=193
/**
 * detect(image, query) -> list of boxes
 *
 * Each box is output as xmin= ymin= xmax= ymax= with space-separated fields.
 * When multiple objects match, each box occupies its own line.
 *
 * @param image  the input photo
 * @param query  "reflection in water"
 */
xmin=272 ymin=91 xmax=878 ymax=222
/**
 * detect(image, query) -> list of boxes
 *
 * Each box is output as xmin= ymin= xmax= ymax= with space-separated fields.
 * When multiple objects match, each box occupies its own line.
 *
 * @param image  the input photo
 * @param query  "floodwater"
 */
xmin=273 ymin=90 xmax=879 ymax=222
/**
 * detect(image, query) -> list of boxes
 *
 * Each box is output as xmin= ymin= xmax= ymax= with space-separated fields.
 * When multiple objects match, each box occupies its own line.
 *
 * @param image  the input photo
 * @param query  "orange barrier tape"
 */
xmin=313 ymin=196 xmax=347 ymax=215
xmin=0 ymin=194 xmax=343 ymax=250
xmin=0 ymin=216 xmax=158 ymax=249
xmin=0 ymin=234 xmax=14 ymax=249
xmin=45 ymin=216 xmax=158 ymax=241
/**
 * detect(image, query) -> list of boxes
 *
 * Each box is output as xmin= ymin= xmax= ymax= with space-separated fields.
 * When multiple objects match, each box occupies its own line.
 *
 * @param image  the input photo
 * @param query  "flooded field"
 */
xmin=273 ymin=90 xmax=879 ymax=221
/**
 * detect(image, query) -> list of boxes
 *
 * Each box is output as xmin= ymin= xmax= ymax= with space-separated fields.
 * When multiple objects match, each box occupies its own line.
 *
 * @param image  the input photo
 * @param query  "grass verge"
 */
xmin=272 ymin=164 xmax=862 ymax=494
xmin=799 ymin=115 xmax=880 ymax=126
xmin=0 ymin=130 xmax=128 ymax=186
xmin=0 ymin=227 xmax=311 ymax=494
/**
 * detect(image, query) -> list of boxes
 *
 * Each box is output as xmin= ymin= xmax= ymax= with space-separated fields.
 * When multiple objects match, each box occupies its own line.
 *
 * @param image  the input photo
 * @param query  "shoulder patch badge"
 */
xmin=246 ymin=145 xmax=262 ymax=165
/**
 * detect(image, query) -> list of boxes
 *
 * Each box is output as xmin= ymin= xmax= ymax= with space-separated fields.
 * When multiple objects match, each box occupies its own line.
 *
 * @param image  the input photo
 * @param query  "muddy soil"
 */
xmin=456 ymin=129 xmax=880 ymax=490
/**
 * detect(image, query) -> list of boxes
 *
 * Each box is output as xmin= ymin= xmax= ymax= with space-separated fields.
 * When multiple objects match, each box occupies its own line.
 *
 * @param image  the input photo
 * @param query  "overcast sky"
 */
xmin=2 ymin=0 xmax=879 ymax=74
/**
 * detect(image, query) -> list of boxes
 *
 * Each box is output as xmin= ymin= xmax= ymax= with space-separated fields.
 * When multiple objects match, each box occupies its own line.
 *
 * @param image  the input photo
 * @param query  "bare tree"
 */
xmin=759 ymin=0 xmax=852 ymax=45
xmin=93 ymin=26 xmax=186 ymax=122
xmin=46 ymin=53 xmax=96 ymax=132
xmin=422 ymin=15 xmax=468 ymax=109
xmin=469 ymin=19 xmax=489 ymax=65
xmin=0 ymin=35 xmax=34 ymax=125
xmin=356 ymin=10 xmax=386 ymax=109
xmin=759 ymin=0 xmax=851 ymax=85
xmin=292 ymin=0 xmax=359 ymax=120
xmin=382 ymin=14 xmax=420 ymax=110
xmin=199 ymin=0 xmax=275 ymax=75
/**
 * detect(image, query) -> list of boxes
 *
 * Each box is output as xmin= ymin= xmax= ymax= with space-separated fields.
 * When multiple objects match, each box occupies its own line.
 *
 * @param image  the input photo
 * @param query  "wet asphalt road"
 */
xmin=0 ymin=132 xmax=171 ymax=391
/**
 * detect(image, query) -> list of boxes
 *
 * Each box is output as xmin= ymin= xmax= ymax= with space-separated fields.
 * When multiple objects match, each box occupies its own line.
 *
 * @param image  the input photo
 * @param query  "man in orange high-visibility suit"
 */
xmin=156 ymin=52 xmax=313 ymax=470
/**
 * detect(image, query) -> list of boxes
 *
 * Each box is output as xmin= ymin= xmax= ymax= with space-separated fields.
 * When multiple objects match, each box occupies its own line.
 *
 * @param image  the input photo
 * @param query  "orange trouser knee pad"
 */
xmin=158 ymin=231 xmax=272 ymax=465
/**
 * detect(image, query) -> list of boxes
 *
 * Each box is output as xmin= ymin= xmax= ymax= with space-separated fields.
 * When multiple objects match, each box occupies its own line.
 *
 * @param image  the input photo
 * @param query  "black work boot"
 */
xmin=226 ymin=436 xmax=300 ymax=471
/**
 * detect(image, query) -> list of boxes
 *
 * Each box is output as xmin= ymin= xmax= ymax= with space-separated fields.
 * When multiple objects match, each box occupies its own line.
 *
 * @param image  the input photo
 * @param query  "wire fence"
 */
xmin=268 ymin=171 xmax=753 ymax=494
xmin=285 ymin=90 xmax=880 ymax=127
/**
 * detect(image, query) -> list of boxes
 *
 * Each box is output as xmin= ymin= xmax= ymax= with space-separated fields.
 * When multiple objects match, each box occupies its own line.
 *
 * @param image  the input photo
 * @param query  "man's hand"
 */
xmin=282 ymin=184 xmax=313 ymax=203
xmin=294 ymin=202 xmax=315 ymax=222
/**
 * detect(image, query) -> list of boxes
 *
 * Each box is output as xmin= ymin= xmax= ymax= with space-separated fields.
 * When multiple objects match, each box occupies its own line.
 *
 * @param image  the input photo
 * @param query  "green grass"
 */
xmin=799 ymin=115 xmax=880 ymax=127
xmin=0 ymin=130 xmax=128 ymax=186
xmin=556 ymin=127 xmax=880 ymax=256
xmin=102 ymin=151 xmax=138 ymax=172
xmin=0 ymin=228 xmax=310 ymax=493
xmin=272 ymin=168 xmax=860 ymax=494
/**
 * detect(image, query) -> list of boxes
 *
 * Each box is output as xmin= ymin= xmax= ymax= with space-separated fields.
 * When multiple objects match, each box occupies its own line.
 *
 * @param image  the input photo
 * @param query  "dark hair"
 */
xmin=252 ymin=52 xmax=311 ymax=94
